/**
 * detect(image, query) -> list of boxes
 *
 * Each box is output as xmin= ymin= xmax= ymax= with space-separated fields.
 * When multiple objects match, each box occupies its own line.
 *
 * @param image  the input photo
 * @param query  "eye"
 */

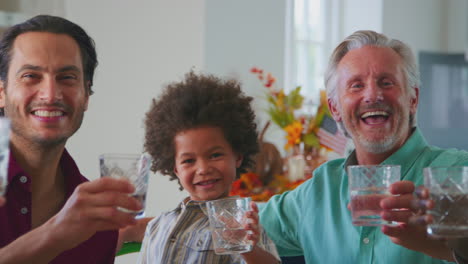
xmin=350 ymin=82 xmax=364 ymax=89
xmin=21 ymin=73 xmax=40 ymax=79
xmin=381 ymin=79 xmax=394 ymax=87
xmin=58 ymin=73 xmax=78 ymax=82
xmin=181 ymin=158 xmax=195 ymax=164
xmin=210 ymin=152 xmax=224 ymax=159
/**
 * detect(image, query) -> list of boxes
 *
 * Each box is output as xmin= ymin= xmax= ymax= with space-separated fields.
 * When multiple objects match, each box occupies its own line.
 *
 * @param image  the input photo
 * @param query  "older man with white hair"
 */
xmin=259 ymin=30 xmax=468 ymax=264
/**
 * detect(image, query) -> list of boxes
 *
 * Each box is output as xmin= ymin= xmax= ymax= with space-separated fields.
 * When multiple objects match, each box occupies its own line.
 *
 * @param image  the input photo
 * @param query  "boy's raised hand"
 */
xmin=240 ymin=201 xmax=281 ymax=263
xmin=243 ymin=201 xmax=260 ymax=246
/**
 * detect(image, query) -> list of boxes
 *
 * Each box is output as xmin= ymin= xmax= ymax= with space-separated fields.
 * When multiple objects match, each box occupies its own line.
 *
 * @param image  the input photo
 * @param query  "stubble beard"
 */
xmin=5 ymin=104 xmax=85 ymax=150
xmin=340 ymin=108 xmax=411 ymax=155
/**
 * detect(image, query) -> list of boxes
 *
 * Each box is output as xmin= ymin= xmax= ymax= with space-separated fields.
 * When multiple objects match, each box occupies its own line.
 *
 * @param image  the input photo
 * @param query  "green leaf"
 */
xmin=286 ymin=86 xmax=304 ymax=109
xmin=268 ymin=108 xmax=293 ymax=128
xmin=303 ymin=133 xmax=320 ymax=148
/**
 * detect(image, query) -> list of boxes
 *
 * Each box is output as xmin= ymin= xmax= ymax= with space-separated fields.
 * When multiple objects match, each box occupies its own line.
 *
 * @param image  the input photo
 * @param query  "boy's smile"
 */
xmin=173 ymin=126 xmax=243 ymax=201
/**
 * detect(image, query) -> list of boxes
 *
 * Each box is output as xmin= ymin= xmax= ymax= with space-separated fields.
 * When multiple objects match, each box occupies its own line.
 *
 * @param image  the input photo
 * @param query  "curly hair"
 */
xmin=144 ymin=71 xmax=259 ymax=188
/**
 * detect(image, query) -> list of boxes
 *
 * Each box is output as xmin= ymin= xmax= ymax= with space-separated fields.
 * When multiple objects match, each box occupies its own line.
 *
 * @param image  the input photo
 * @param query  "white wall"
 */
xmin=446 ymin=0 xmax=468 ymax=53
xmin=204 ymin=0 xmax=288 ymax=150
xmin=341 ymin=0 xmax=383 ymax=38
xmin=382 ymin=0 xmax=444 ymax=53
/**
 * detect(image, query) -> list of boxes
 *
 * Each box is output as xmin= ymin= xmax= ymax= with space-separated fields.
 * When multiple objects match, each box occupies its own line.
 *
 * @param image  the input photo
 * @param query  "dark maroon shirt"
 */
xmin=0 ymin=149 xmax=118 ymax=264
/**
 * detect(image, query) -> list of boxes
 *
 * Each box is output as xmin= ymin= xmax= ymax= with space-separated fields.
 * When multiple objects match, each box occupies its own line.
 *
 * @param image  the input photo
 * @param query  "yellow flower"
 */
xmin=275 ymin=90 xmax=285 ymax=109
xmin=284 ymin=121 xmax=303 ymax=150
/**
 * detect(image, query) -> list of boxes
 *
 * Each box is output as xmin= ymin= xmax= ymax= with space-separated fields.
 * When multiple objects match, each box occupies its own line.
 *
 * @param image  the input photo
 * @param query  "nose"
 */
xmin=363 ymin=82 xmax=383 ymax=104
xmin=38 ymin=77 xmax=63 ymax=102
xmin=196 ymin=159 xmax=212 ymax=175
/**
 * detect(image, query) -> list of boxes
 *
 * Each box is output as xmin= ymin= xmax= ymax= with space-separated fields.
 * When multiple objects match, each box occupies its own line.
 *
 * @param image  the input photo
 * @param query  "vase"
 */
xmin=285 ymin=145 xmax=326 ymax=181
xmin=285 ymin=145 xmax=306 ymax=181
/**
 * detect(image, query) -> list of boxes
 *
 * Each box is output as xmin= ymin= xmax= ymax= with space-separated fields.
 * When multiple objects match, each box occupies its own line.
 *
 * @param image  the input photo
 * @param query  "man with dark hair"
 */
xmin=0 ymin=15 xmax=142 ymax=263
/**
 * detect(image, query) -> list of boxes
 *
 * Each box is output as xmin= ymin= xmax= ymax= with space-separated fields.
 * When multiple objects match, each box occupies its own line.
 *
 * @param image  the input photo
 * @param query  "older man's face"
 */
xmin=328 ymin=46 xmax=418 ymax=154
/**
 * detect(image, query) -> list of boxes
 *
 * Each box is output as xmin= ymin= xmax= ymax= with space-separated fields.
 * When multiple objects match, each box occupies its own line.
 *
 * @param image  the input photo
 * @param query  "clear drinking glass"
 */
xmin=424 ymin=166 xmax=468 ymax=238
xmin=206 ymin=197 xmax=253 ymax=255
xmin=99 ymin=153 xmax=151 ymax=218
xmin=0 ymin=118 xmax=11 ymax=196
xmin=348 ymin=165 xmax=400 ymax=226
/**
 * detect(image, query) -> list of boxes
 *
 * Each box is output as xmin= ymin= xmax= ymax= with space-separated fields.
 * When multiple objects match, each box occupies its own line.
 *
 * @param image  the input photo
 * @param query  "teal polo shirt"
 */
xmin=259 ymin=128 xmax=468 ymax=264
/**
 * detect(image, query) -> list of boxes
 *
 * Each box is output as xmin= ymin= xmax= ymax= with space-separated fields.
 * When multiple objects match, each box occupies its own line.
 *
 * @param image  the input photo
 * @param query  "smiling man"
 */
xmin=0 ymin=15 xmax=142 ymax=263
xmin=259 ymin=30 xmax=468 ymax=264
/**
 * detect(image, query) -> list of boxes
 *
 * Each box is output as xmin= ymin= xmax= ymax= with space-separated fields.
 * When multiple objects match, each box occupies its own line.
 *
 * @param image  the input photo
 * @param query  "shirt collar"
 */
xmin=343 ymin=127 xmax=428 ymax=180
xmin=382 ymin=127 xmax=428 ymax=180
xmin=179 ymin=197 xmax=209 ymax=215
xmin=7 ymin=148 xmax=86 ymax=195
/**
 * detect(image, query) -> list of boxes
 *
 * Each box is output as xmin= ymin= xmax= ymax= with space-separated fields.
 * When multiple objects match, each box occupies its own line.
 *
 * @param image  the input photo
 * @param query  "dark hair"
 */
xmin=0 ymin=14 xmax=97 ymax=95
xmin=144 ymin=71 xmax=259 ymax=188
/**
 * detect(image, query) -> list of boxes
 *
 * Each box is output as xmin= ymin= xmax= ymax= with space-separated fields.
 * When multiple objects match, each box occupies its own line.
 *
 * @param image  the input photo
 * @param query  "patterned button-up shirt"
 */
xmin=138 ymin=198 xmax=279 ymax=263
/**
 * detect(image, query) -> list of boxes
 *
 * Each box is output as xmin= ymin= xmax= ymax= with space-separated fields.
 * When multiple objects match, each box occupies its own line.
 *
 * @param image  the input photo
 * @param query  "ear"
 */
xmin=409 ymin=87 xmax=419 ymax=116
xmin=0 ymin=81 xmax=5 ymax=108
xmin=83 ymin=81 xmax=91 ymax=111
xmin=235 ymin=154 xmax=243 ymax=168
xmin=328 ymin=98 xmax=342 ymax=122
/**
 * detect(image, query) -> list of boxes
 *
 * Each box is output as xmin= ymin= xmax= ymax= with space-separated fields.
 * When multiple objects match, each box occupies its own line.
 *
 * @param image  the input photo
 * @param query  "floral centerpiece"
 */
xmin=230 ymin=172 xmax=306 ymax=202
xmin=229 ymin=67 xmax=332 ymax=202
xmin=250 ymin=66 xmax=323 ymax=151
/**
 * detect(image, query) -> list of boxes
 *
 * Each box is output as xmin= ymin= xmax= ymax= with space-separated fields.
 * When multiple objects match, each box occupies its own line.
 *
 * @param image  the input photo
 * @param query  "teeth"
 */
xmin=361 ymin=111 xmax=389 ymax=119
xmin=33 ymin=110 xmax=64 ymax=117
xmin=197 ymin=179 xmax=217 ymax=185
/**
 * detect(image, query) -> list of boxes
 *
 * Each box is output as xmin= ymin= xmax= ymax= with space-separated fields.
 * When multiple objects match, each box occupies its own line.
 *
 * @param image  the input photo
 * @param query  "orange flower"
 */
xmin=230 ymin=172 xmax=309 ymax=202
xmin=284 ymin=121 xmax=303 ymax=150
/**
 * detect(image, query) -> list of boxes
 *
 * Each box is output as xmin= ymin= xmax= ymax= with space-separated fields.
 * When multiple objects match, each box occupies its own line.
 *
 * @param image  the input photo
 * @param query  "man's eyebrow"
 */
xmin=56 ymin=65 xmax=81 ymax=73
xmin=15 ymin=65 xmax=82 ymax=75
xmin=16 ymin=64 xmax=42 ymax=74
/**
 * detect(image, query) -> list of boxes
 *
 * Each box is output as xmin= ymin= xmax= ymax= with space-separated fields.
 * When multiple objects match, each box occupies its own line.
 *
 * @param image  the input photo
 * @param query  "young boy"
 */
xmin=138 ymin=72 xmax=280 ymax=263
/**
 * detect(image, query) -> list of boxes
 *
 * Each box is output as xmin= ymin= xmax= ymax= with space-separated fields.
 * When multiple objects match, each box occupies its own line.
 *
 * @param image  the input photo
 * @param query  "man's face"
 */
xmin=0 ymin=32 xmax=89 ymax=148
xmin=328 ymin=46 xmax=418 ymax=155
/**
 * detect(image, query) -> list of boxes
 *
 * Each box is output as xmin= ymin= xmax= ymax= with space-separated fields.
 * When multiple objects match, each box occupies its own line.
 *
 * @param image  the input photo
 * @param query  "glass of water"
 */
xmin=99 ymin=153 xmax=151 ymax=218
xmin=0 ymin=117 xmax=11 ymax=196
xmin=348 ymin=165 xmax=400 ymax=226
xmin=206 ymin=197 xmax=253 ymax=255
xmin=424 ymin=166 xmax=468 ymax=238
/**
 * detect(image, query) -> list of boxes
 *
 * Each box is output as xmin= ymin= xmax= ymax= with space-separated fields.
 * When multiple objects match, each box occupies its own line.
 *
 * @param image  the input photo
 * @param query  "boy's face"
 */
xmin=173 ymin=126 xmax=243 ymax=201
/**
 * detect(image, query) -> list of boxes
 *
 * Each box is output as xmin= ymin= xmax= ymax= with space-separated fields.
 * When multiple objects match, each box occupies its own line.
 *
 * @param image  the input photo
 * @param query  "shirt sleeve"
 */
xmin=258 ymin=187 xmax=305 ymax=257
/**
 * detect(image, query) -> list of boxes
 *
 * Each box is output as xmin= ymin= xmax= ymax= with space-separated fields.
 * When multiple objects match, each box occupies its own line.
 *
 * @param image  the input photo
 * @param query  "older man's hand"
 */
xmin=379 ymin=181 xmax=454 ymax=261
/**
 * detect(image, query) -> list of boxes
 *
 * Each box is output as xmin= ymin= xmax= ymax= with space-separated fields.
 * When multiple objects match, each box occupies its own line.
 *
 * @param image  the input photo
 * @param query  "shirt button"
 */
xmin=363 ymin=237 xmax=370 ymax=244
xmin=20 ymin=207 xmax=28 ymax=214
xmin=20 ymin=176 xmax=28 ymax=183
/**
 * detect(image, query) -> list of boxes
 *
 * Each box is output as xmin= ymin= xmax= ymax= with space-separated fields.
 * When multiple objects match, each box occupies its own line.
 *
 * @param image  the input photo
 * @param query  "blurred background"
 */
xmin=0 ymin=0 xmax=467 ymax=262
